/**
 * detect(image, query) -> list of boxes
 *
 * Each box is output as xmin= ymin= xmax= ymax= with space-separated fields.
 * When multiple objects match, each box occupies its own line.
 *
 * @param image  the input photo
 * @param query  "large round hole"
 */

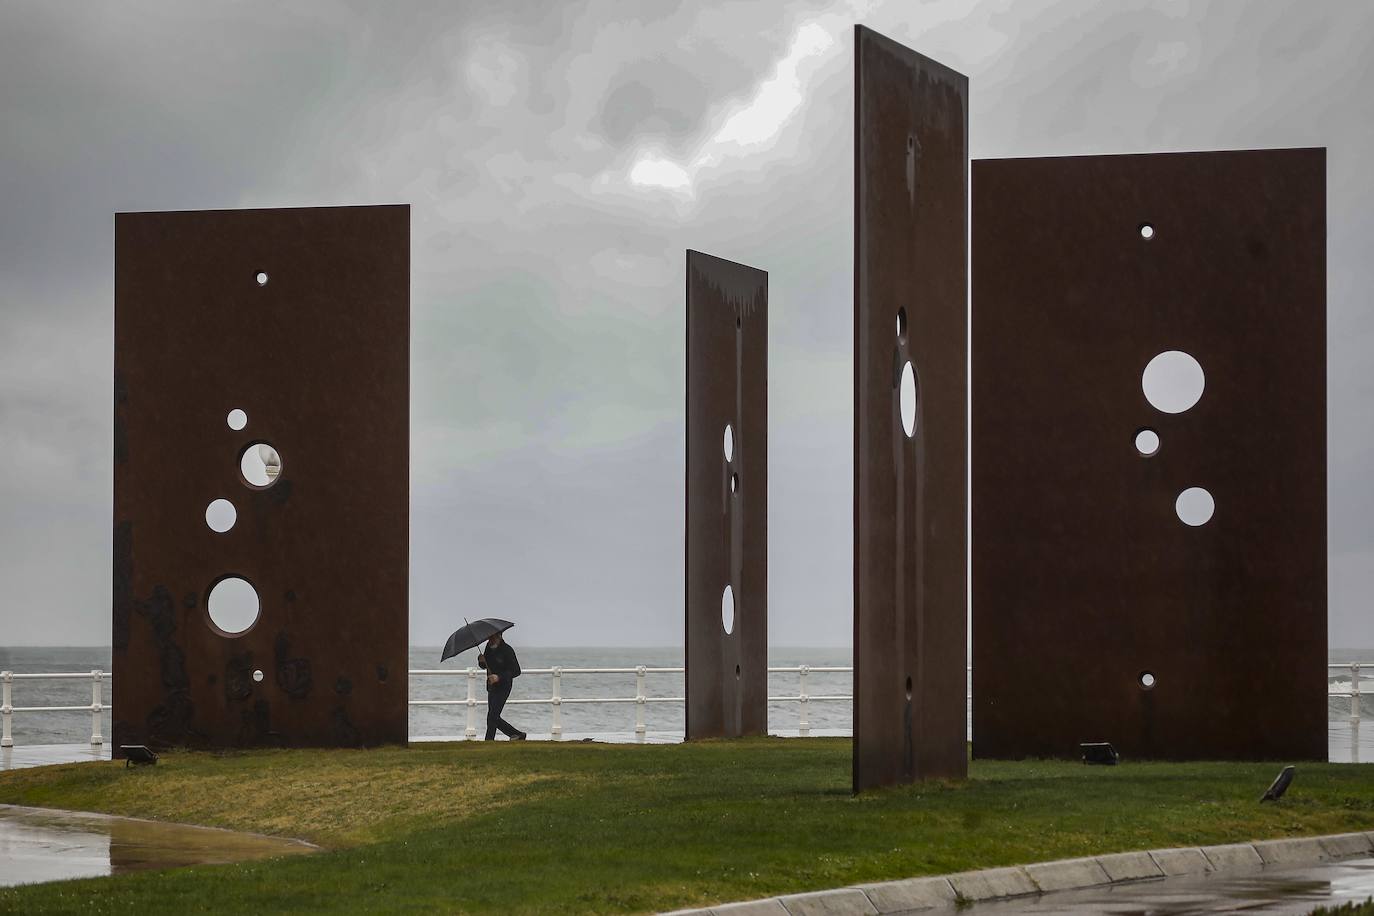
xmin=723 ymin=425 xmax=735 ymax=463
xmin=255 ymin=271 xmax=269 ymax=286
xmin=1175 ymin=487 xmax=1215 ymax=526
xmin=721 ymin=584 xmax=735 ymax=635
xmin=1139 ymin=671 xmax=1156 ymax=689
xmin=1135 ymin=429 xmax=1160 ymax=457
xmin=240 ymin=442 xmax=283 ymax=488
xmin=1139 ymin=223 xmax=1156 ymax=240
xmin=205 ymin=498 xmax=237 ymax=533
xmin=227 ymin=409 xmax=247 ymax=431
xmin=899 ymin=361 xmax=918 ymax=438
xmin=207 ymin=576 xmax=261 ymax=636
xmin=1142 ymin=351 xmax=1205 ymax=414
xmin=252 ymin=669 xmax=264 ymax=683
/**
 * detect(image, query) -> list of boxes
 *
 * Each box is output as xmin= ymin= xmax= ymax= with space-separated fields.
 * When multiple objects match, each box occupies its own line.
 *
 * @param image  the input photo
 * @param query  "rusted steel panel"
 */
xmin=853 ymin=26 xmax=969 ymax=791
xmin=685 ymin=250 xmax=768 ymax=739
xmin=113 ymin=205 xmax=410 ymax=753
xmin=971 ymin=149 xmax=1326 ymax=760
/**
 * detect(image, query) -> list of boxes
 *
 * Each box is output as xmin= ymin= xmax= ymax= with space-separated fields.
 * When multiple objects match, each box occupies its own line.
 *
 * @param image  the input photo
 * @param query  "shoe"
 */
xmin=513 ymin=732 xmax=527 ymax=741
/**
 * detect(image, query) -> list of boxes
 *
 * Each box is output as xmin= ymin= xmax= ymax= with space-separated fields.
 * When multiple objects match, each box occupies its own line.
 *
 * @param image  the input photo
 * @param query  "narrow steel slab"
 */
xmin=853 ymin=25 xmax=969 ymax=791
xmin=972 ymin=149 xmax=1326 ymax=760
xmin=685 ymin=250 xmax=768 ymax=739
xmin=113 ymin=204 xmax=410 ymax=753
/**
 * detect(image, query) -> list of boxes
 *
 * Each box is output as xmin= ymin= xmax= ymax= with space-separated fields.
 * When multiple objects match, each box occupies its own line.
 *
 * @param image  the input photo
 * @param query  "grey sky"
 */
xmin=1 ymin=0 xmax=1370 ymax=647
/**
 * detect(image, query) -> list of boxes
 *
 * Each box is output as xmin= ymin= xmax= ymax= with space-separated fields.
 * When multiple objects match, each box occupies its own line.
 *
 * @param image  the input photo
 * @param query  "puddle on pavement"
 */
xmin=0 ymin=804 xmax=316 ymax=888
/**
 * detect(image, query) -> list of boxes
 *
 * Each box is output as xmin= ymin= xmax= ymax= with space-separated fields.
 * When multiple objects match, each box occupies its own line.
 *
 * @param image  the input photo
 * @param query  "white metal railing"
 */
xmin=1 ymin=670 xmax=106 ymax=748
xmin=1 ymin=663 xmax=1368 ymax=751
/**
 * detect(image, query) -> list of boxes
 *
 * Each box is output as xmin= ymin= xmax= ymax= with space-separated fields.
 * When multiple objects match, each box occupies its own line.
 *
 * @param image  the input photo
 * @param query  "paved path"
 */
xmin=930 ymin=858 xmax=1374 ymax=914
xmin=0 ymin=744 xmax=110 ymax=771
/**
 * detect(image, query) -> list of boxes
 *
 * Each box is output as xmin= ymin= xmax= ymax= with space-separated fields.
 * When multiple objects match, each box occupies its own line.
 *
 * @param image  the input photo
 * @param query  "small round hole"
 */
xmin=1175 ymin=487 xmax=1215 ymax=526
xmin=227 ymin=409 xmax=247 ymax=431
xmin=252 ymin=669 xmax=264 ymax=683
xmin=1135 ymin=429 xmax=1160 ymax=457
xmin=255 ymin=271 xmax=269 ymax=286
xmin=721 ymin=584 xmax=735 ymax=635
xmin=205 ymin=498 xmax=237 ymax=533
xmin=207 ymin=576 xmax=261 ymax=636
xmin=1139 ymin=671 xmax=1156 ymax=689
xmin=1139 ymin=223 xmax=1155 ymax=240
xmin=904 ymin=676 xmax=913 ymax=701
xmin=899 ymin=361 xmax=918 ymax=438
xmin=896 ymin=308 xmax=908 ymax=341
xmin=240 ymin=442 xmax=283 ymax=488
xmin=730 ymin=473 xmax=739 ymax=494
xmin=723 ymin=425 xmax=735 ymax=463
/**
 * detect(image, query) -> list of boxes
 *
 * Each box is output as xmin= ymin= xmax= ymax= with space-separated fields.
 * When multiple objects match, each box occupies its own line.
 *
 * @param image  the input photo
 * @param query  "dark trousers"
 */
xmin=485 ymin=680 xmax=521 ymax=740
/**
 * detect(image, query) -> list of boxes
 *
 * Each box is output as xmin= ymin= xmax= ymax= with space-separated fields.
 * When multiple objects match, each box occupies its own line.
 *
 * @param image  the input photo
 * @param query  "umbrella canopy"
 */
xmin=440 ymin=618 xmax=515 ymax=662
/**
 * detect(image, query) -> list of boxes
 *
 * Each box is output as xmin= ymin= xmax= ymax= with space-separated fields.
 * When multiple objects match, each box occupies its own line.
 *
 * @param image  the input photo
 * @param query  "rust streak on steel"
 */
xmin=113 ymin=205 xmax=410 ymax=754
xmin=853 ymin=25 xmax=969 ymax=791
xmin=685 ymin=250 xmax=768 ymax=739
xmin=971 ymin=149 xmax=1326 ymax=760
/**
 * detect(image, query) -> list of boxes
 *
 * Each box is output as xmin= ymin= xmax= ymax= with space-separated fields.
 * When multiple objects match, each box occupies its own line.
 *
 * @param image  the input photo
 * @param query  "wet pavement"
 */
xmin=0 ymin=804 xmax=316 ymax=887
xmin=0 ymin=743 xmax=110 ymax=771
xmin=934 ymin=858 xmax=1374 ymax=915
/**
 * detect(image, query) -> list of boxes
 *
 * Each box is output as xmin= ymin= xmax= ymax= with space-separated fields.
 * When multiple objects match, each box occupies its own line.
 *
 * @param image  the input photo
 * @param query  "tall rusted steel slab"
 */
xmin=853 ymin=26 xmax=969 ymax=791
xmin=685 ymin=250 xmax=768 ymax=739
xmin=113 ymin=204 xmax=410 ymax=753
xmin=972 ymin=149 xmax=1326 ymax=760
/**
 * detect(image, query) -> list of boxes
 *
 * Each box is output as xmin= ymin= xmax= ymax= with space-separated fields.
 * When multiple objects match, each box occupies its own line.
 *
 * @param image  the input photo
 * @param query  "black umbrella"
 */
xmin=440 ymin=618 xmax=515 ymax=662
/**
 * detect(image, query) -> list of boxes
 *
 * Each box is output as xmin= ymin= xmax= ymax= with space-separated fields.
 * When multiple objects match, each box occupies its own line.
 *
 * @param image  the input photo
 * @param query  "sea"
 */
xmin=0 ymin=647 xmax=1370 ymax=761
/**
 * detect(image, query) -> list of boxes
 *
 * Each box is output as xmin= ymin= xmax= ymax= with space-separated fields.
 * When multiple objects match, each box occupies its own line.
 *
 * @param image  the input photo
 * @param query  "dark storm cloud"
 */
xmin=1 ymin=0 xmax=1370 ymax=648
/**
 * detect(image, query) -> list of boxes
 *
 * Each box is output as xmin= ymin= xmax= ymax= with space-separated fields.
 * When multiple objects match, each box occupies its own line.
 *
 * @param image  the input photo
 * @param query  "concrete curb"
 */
xmin=657 ymin=830 xmax=1374 ymax=915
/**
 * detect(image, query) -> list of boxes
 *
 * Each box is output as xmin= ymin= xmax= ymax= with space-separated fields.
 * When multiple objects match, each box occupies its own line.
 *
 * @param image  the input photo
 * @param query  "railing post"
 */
xmin=1352 ymin=662 xmax=1362 ymax=765
xmin=465 ymin=667 xmax=478 ymax=740
xmin=551 ymin=667 xmax=563 ymax=741
xmin=798 ymin=665 xmax=810 ymax=737
xmin=90 ymin=670 xmax=104 ymax=746
xmin=1 ymin=671 xmax=11 ymax=748
xmin=635 ymin=665 xmax=646 ymax=742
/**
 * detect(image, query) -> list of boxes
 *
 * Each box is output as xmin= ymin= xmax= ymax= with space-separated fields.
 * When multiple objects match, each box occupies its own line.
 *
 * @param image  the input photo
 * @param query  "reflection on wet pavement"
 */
xmin=935 ymin=858 xmax=1374 ymax=915
xmin=0 ymin=804 xmax=316 ymax=887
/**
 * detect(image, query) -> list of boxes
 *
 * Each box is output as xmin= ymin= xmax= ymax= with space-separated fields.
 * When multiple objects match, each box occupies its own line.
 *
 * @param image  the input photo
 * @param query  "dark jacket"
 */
xmin=478 ymin=641 xmax=521 ymax=688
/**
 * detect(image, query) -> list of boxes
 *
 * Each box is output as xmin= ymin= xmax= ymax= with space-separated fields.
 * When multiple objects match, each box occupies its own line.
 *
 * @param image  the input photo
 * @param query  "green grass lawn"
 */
xmin=0 ymin=739 xmax=1371 ymax=914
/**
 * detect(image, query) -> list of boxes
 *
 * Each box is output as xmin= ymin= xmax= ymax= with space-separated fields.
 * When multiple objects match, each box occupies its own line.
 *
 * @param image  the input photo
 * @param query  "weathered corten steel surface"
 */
xmin=853 ymin=26 xmax=969 ymax=791
xmin=972 ymin=149 xmax=1326 ymax=760
xmin=685 ymin=250 xmax=768 ymax=740
xmin=113 ymin=205 xmax=410 ymax=754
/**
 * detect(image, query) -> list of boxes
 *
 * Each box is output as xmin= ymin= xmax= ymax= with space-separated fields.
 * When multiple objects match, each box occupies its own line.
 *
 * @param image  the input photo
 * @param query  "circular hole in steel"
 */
xmin=1139 ymin=223 xmax=1155 ymax=240
xmin=252 ymin=669 xmax=264 ymax=683
xmin=899 ymin=361 xmax=918 ymax=438
xmin=240 ymin=442 xmax=283 ymax=488
xmin=723 ymin=425 xmax=735 ymax=463
xmin=1142 ymin=351 xmax=1205 ymax=414
xmin=1175 ymin=487 xmax=1215 ymax=527
xmin=905 ymin=676 xmax=913 ymax=701
xmin=1139 ymin=671 xmax=1156 ymax=689
xmin=227 ymin=408 xmax=247 ymax=431
xmin=207 ymin=576 xmax=260 ymax=636
xmin=255 ymin=271 xmax=269 ymax=286
xmin=205 ymin=498 xmax=237 ymax=533
xmin=1135 ymin=429 xmax=1160 ymax=457
xmin=721 ymin=584 xmax=735 ymax=635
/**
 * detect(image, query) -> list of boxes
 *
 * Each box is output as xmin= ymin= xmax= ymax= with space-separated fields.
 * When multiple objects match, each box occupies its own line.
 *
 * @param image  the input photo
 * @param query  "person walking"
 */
xmin=478 ymin=632 xmax=527 ymax=741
